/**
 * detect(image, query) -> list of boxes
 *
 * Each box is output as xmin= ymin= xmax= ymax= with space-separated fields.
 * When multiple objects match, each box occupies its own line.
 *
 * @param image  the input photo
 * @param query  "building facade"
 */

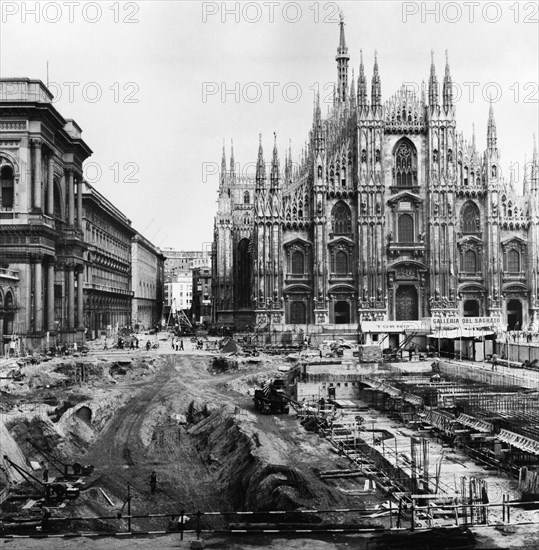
xmin=213 ymin=21 xmax=539 ymax=332
xmin=0 ymin=78 xmax=91 ymax=351
xmin=192 ymin=266 xmax=212 ymax=325
xmin=82 ymin=181 xmax=135 ymax=339
xmin=131 ymin=233 xmax=165 ymax=330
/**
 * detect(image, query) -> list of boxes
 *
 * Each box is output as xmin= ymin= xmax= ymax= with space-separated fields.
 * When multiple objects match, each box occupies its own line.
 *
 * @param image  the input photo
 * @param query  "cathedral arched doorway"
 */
xmin=463 ymin=300 xmax=480 ymax=317
xmin=507 ymin=299 xmax=522 ymax=331
xmin=395 ymin=285 xmax=418 ymax=321
xmin=236 ymin=239 xmax=251 ymax=308
xmin=290 ymin=301 xmax=306 ymax=324
xmin=334 ymin=301 xmax=350 ymax=324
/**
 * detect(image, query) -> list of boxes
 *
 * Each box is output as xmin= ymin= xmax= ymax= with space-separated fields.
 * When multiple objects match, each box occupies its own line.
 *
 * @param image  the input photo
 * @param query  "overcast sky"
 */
xmin=1 ymin=1 xmax=537 ymax=249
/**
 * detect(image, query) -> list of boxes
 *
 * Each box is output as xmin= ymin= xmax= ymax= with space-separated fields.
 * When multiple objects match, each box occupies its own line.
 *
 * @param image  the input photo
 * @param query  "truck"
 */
xmin=253 ymin=378 xmax=290 ymax=414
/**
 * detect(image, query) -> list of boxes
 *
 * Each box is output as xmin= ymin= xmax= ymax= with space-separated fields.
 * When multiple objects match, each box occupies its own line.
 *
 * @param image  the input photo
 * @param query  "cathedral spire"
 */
xmin=531 ymin=134 xmax=538 ymax=191
xmin=256 ymin=133 xmax=266 ymax=187
xmin=270 ymin=132 xmax=280 ymax=188
xmin=229 ymin=139 xmax=235 ymax=181
xmin=220 ymin=139 xmax=227 ymax=187
xmin=358 ymin=49 xmax=368 ymax=108
xmin=349 ymin=68 xmax=356 ymax=111
xmin=442 ymin=49 xmax=453 ymax=110
xmin=335 ymin=12 xmax=350 ymax=103
xmin=487 ymin=100 xmax=497 ymax=151
xmin=428 ymin=50 xmax=439 ymax=106
xmin=371 ymin=50 xmax=381 ymax=108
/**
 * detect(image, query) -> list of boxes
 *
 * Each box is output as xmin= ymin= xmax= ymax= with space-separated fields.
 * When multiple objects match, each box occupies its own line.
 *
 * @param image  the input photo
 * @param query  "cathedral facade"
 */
xmin=212 ymin=21 xmax=539 ymax=333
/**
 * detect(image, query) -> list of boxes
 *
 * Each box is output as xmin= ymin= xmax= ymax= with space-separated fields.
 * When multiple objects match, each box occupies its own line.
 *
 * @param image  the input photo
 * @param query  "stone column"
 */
xmin=77 ymin=266 xmax=84 ymax=328
xmin=67 ymin=265 xmax=75 ymax=329
xmin=67 ymin=170 xmax=75 ymax=226
xmin=77 ymin=179 xmax=83 ymax=228
xmin=47 ymin=156 xmax=54 ymax=216
xmin=47 ymin=261 xmax=55 ymax=331
xmin=34 ymin=259 xmax=43 ymax=332
xmin=0 ymin=315 xmax=4 ymax=356
xmin=33 ymin=140 xmax=43 ymax=210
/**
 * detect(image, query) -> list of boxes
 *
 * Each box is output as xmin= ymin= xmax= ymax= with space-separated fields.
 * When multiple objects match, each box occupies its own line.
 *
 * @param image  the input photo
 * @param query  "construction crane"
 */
xmin=26 ymin=439 xmax=94 ymax=477
xmin=2 ymin=455 xmax=80 ymax=502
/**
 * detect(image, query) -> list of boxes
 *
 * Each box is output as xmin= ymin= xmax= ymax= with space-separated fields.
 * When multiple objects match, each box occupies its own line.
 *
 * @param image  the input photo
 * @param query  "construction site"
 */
xmin=2 ymin=331 xmax=539 ymax=550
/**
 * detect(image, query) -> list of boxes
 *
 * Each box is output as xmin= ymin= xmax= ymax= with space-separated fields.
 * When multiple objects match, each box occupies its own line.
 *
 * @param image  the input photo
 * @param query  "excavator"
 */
xmin=253 ymin=378 xmax=291 ymax=414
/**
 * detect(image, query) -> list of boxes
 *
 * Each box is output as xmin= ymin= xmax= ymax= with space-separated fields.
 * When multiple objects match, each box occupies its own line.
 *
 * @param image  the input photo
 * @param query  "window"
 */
xmin=0 ymin=165 xmax=14 ymax=209
xmin=332 ymin=202 xmax=352 ymax=234
xmin=463 ymin=250 xmax=477 ymax=273
xmin=243 ymin=191 xmax=250 ymax=204
xmin=291 ymin=251 xmax=304 ymax=274
xmin=507 ymin=249 xmax=520 ymax=273
xmin=398 ymin=213 xmax=414 ymax=243
xmin=461 ymin=202 xmax=480 ymax=233
xmin=335 ymin=250 xmax=348 ymax=274
xmin=394 ymin=140 xmax=417 ymax=187
xmin=290 ymin=301 xmax=306 ymax=324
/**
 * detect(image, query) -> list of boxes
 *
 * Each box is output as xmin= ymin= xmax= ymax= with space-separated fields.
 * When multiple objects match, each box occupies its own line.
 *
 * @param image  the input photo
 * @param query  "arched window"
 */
xmin=394 ymin=140 xmax=417 ymax=187
xmin=290 ymin=301 xmax=306 ymax=324
xmin=243 ymin=191 xmax=250 ymax=204
xmin=332 ymin=202 xmax=351 ymax=234
xmin=334 ymin=250 xmax=348 ymax=274
xmin=464 ymin=250 xmax=477 ymax=273
xmin=461 ymin=202 xmax=480 ymax=233
xmin=291 ymin=251 xmax=304 ymax=274
xmin=0 ymin=165 xmax=14 ymax=209
xmin=4 ymin=291 xmax=14 ymax=335
xmin=398 ymin=213 xmax=414 ymax=243
xmin=507 ymin=249 xmax=520 ymax=273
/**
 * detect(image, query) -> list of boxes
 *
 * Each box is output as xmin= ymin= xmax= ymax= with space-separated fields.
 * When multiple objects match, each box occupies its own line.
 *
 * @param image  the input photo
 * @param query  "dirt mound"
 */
xmin=189 ymin=409 xmax=317 ymax=511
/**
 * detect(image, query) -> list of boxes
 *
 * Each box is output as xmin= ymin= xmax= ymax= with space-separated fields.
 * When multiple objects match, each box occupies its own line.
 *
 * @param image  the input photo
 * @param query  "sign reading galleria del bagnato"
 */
xmin=212 ymin=18 xmax=539 ymax=333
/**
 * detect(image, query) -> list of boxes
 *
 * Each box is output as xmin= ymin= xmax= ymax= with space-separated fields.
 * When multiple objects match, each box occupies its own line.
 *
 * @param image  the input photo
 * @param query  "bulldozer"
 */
xmin=253 ymin=378 xmax=290 ymax=414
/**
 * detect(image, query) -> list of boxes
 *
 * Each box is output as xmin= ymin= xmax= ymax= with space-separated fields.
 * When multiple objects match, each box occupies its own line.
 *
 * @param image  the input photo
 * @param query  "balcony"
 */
xmin=387 ymin=242 xmax=425 ymax=258
xmin=0 ymin=268 xmax=19 ymax=281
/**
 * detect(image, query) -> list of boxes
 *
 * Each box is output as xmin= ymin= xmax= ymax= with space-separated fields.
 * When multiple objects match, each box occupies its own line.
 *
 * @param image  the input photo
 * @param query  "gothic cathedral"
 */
xmin=212 ymin=20 xmax=539 ymax=332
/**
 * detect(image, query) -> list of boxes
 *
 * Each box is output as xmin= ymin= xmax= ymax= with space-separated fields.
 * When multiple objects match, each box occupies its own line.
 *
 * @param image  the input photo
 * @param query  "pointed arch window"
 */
xmin=394 ymin=140 xmax=417 ymax=187
xmin=398 ymin=213 xmax=414 ymax=243
xmin=335 ymin=250 xmax=349 ymax=274
xmin=332 ymin=202 xmax=352 ymax=234
xmin=243 ymin=191 xmax=250 ymax=204
xmin=507 ymin=249 xmax=520 ymax=273
xmin=291 ymin=251 xmax=305 ymax=274
xmin=463 ymin=250 xmax=477 ymax=273
xmin=1 ymin=165 xmax=14 ymax=209
xmin=461 ymin=202 xmax=480 ymax=233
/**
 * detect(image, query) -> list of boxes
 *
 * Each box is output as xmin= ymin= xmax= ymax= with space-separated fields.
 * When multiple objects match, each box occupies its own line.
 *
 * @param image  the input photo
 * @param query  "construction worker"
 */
xmin=150 ymin=471 xmax=157 ymax=494
xmin=42 ymin=462 xmax=49 ymax=483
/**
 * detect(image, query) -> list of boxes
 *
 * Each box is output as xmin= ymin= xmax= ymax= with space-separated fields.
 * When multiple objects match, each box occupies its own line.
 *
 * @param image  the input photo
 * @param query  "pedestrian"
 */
xmin=42 ymin=462 xmax=49 ymax=483
xmin=150 ymin=471 xmax=157 ymax=494
xmin=171 ymin=337 xmax=175 ymax=350
xmin=146 ymin=340 xmax=151 ymax=351
xmin=408 ymin=348 xmax=413 ymax=361
xmin=179 ymin=338 xmax=184 ymax=351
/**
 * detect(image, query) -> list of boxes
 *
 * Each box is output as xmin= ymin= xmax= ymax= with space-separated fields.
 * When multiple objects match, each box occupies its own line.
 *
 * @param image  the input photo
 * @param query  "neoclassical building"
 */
xmin=0 ymin=78 xmax=91 ymax=351
xmin=213 ymin=21 xmax=539 ymax=332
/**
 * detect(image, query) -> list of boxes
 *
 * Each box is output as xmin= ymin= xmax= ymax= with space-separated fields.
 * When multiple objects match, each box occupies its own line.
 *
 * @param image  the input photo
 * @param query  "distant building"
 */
xmin=162 ymin=247 xmax=211 ymax=323
xmin=81 ymin=181 xmax=135 ymax=339
xmin=131 ymin=233 xmax=165 ymax=330
xmin=192 ymin=266 xmax=212 ymax=325
xmin=0 ymin=78 xmax=91 ymax=352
